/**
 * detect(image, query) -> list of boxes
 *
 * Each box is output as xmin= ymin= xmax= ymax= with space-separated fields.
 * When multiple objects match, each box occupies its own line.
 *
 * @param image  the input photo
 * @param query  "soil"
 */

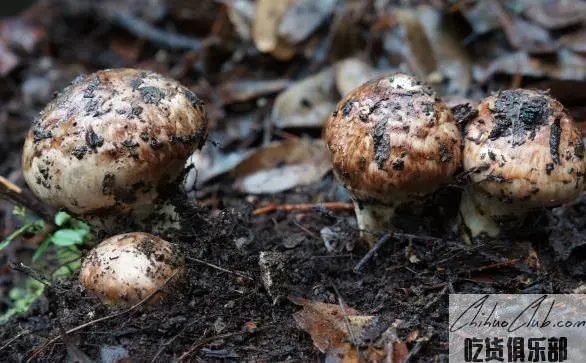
xmin=3 ymin=182 xmax=583 ymax=362
xmin=1 ymin=0 xmax=586 ymax=362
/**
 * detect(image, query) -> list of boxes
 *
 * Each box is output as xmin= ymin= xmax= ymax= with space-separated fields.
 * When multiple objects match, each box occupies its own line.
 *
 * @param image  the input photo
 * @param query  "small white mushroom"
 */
xmin=22 ymin=68 xmax=208 ymax=234
xmin=79 ymin=232 xmax=184 ymax=306
xmin=323 ymin=73 xmax=462 ymax=245
xmin=459 ymin=89 xmax=585 ymax=241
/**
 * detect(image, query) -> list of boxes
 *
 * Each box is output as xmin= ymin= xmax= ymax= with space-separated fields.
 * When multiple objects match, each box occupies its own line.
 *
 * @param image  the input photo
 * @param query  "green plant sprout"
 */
xmin=0 ymin=210 xmax=92 ymax=321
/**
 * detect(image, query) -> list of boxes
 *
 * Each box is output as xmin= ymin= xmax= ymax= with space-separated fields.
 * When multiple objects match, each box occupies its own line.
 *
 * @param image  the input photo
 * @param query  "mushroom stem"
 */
xmin=353 ymin=200 xmax=396 ymax=246
xmin=458 ymin=187 xmax=526 ymax=243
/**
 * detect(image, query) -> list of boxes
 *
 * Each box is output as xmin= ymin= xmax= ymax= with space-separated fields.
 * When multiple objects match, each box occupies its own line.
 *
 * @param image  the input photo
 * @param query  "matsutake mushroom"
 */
xmin=324 ymin=73 xmax=461 ymax=245
xmin=22 ymin=68 xmax=208 ymax=235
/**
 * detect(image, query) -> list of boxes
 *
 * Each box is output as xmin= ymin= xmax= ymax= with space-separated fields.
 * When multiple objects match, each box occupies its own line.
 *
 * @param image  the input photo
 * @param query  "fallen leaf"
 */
xmin=0 ymin=18 xmax=45 ymax=53
xmin=218 ymin=78 xmax=291 ymax=104
xmin=290 ymin=296 xmax=406 ymax=362
xmin=233 ymin=139 xmax=332 ymax=194
xmin=0 ymin=41 xmax=19 ymax=76
xmin=289 ymin=296 xmax=362 ymax=353
xmin=225 ymin=0 xmax=255 ymax=41
xmin=278 ymin=0 xmax=336 ymax=44
xmin=458 ymin=0 xmax=500 ymax=35
xmin=335 ymin=58 xmax=379 ymax=97
xmin=523 ymin=0 xmax=586 ymax=29
xmin=252 ymin=0 xmax=296 ymax=53
xmin=473 ymin=50 xmax=586 ymax=83
xmin=560 ymin=29 xmax=586 ymax=54
xmin=184 ymin=145 xmax=252 ymax=191
xmin=384 ymin=8 xmax=437 ymax=79
xmin=417 ymin=6 xmax=473 ymax=94
xmin=272 ymin=67 xmax=336 ymax=128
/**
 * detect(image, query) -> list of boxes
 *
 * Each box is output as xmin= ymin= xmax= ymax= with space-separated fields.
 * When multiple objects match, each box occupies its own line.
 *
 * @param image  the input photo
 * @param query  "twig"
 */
xmin=330 ymin=282 xmax=361 ymax=360
xmin=353 ymin=233 xmax=392 ymax=273
xmin=186 ymin=256 xmax=253 ymax=281
xmin=110 ymin=11 xmax=213 ymax=51
xmin=26 ymin=271 xmax=179 ymax=362
xmin=0 ymin=329 xmax=31 ymax=353
xmin=151 ymin=325 xmax=188 ymax=363
xmin=405 ymin=329 xmax=434 ymax=362
xmin=179 ymin=326 xmax=271 ymax=361
xmin=0 ymin=176 xmax=54 ymax=221
xmin=423 ymin=284 xmax=449 ymax=310
xmin=252 ymin=202 xmax=354 ymax=216
xmin=459 ymin=258 xmax=520 ymax=276
xmin=9 ymin=262 xmax=51 ymax=286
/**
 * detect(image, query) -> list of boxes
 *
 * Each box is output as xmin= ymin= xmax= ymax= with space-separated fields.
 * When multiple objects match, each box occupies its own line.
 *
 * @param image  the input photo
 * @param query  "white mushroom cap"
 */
xmin=22 ymin=68 xmax=207 ymax=228
xmin=79 ymin=232 xmax=184 ymax=306
xmin=464 ymin=89 xmax=585 ymax=207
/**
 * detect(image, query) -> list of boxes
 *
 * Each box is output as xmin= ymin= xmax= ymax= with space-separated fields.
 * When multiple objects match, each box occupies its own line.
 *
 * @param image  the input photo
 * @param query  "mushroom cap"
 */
xmin=79 ymin=232 xmax=184 ymax=306
xmin=22 ymin=68 xmax=208 ymax=216
xmin=464 ymin=89 xmax=585 ymax=207
xmin=323 ymin=73 xmax=461 ymax=203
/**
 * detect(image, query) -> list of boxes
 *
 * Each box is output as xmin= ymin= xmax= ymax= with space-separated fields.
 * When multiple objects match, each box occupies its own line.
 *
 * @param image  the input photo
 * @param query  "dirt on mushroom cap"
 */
xmin=464 ymin=89 xmax=585 ymax=206
xmin=21 ymin=68 xmax=208 ymax=216
xmin=324 ymin=73 xmax=461 ymax=203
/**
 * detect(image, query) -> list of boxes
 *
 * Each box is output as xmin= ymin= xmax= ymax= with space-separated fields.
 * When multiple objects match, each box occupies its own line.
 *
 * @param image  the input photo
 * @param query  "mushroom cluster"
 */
xmin=22 ymin=68 xmax=208 ymax=235
xmin=324 ymin=74 xmax=585 ymax=244
xmin=324 ymin=73 xmax=461 ymax=244
xmin=79 ymin=232 xmax=185 ymax=306
xmin=458 ymin=89 xmax=585 ymax=241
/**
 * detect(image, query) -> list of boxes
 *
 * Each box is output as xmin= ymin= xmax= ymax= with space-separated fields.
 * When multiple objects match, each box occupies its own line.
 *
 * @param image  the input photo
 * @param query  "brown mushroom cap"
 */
xmin=324 ymin=73 xmax=461 ymax=203
xmin=464 ymin=89 xmax=585 ymax=207
xmin=79 ymin=232 xmax=184 ymax=306
xmin=22 ymin=68 xmax=208 ymax=217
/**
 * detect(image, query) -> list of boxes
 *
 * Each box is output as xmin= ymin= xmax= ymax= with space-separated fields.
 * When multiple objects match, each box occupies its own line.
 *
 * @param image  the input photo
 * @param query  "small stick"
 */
xmin=26 ymin=271 xmax=179 ymax=362
xmin=252 ymin=202 xmax=354 ymax=216
xmin=459 ymin=258 xmax=520 ymax=276
xmin=179 ymin=326 xmax=271 ymax=361
xmin=110 ymin=11 xmax=212 ymax=51
xmin=186 ymin=257 xmax=253 ymax=281
xmin=9 ymin=262 xmax=51 ymax=286
xmin=0 ymin=329 xmax=31 ymax=353
xmin=0 ymin=176 xmax=54 ymax=222
xmin=330 ymin=282 xmax=361 ymax=360
xmin=151 ymin=325 xmax=188 ymax=363
xmin=353 ymin=233 xmax=392 ymax=273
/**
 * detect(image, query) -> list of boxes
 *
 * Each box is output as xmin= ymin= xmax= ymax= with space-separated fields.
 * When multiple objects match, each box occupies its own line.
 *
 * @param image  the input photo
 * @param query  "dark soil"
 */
xmin=3 ymin=182 xmax=584 ymax=362
xmin=1 ymin=0 xmax=586 ymax=362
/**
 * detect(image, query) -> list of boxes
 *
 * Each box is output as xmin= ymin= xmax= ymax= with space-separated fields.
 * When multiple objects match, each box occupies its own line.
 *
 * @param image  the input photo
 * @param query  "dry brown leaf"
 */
xmin=232 ymin=139 xmax=331 ymax=194
xmin=290 ymin=296 xmax=408 ymax=363
xmin=252 ymin=0 xmax=296 ymax=53
xmin=272 ymin=67 xmax=336 ymax=128
xmin=289 ymin=296 xmax=362 ymax=353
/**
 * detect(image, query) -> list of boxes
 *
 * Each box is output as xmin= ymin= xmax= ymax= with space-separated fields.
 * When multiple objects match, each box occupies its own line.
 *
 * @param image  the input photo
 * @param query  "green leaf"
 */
xmin=32 ymin=236 xmax=53 ymax=262
xmin=50 ymin=229 xmax=88 ymax=246
xmin=54 ymin=211 xmax=71 ymax=226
